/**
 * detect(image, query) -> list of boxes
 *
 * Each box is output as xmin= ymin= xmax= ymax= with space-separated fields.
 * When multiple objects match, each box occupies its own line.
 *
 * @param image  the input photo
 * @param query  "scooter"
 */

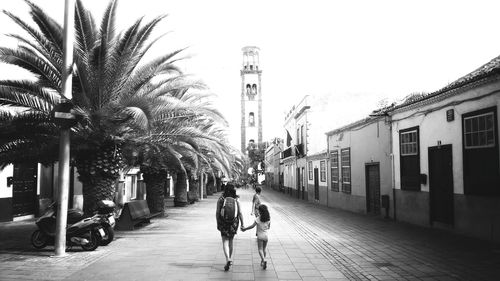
xmin=93 ymin=200 xmax=116 ymax=246
xmin=31 ymin=202 xmax=105 ymax=251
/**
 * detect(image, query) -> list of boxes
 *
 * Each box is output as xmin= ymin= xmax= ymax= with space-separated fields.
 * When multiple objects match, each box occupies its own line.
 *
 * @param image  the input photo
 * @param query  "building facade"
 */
xmin=325 ymin=117 xmax=393 ymax=217
xmin=264 ymin=138 xmax=283 ymax=190
xmin=306 ymin=152 xmax=328 ymax=204
xmin=241 ymin=46 xmax=263 ymax=154
xmin=390 ymin=57 xmax=500 ymax=242
xmin=281 ymin=96 xmax=312 ymax=199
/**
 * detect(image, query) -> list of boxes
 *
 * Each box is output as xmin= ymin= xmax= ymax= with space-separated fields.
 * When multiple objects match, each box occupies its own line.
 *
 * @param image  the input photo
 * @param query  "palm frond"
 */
xmin=0 ymin=47 xmax=61 ymax=90
xmin=24 ymin=0 xmax=63 ymax=52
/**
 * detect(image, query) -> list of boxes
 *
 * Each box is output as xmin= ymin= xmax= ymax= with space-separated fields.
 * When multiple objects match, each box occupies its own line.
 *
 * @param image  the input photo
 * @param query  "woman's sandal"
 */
xmin=262 ymin=261 xmax=267 ymax=270
xmin=224 ymin=261 xmax=232 ymax=271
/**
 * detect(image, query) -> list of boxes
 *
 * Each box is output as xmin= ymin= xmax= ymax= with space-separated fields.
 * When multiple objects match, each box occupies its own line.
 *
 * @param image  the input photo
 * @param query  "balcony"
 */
xmin=281 ymin=143 xmax=305 ymax=159
xmin=282 ymin=147 xmax=292 ymax=158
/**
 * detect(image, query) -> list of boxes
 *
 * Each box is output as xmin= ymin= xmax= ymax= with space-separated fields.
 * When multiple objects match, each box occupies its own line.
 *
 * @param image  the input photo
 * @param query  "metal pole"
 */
xmin=54 ymin=0 xmax=75 ymax=256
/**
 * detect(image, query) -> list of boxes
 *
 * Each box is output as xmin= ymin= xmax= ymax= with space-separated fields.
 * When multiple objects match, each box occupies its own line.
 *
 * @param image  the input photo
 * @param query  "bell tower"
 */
xmin=241 ymin=46 xmax=263 ymax=154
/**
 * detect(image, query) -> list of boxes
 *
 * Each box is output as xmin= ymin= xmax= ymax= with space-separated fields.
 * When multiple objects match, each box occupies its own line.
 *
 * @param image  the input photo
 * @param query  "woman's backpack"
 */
xmin=220 ymin=197 xmax=238 ymax=222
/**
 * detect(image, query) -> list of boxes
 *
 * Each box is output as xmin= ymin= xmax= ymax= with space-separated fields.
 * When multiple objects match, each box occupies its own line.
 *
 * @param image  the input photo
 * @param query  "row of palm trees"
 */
xmin=0 ymin=0 xmax=244 ymax=215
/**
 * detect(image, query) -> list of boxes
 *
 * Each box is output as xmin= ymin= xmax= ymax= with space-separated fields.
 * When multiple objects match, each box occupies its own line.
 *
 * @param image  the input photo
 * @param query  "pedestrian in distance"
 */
xmin=216 ymin=178 xmax=244 ymax=271
xmin=241 ymin=204 xmax=271 ymax=269
xmin=220 ymin=175 xmax=230 ymax=191
xmin=251 ymin=186 xmax=262 ymax=217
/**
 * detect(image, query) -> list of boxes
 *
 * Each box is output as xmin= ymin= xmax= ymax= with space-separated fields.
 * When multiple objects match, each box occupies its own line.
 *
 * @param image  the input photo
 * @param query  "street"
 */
xmin=1 ymin=187 xmax=499 ymax=281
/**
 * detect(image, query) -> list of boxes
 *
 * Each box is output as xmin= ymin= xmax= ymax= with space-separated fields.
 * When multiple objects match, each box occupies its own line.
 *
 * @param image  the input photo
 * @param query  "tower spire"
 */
xmin=240 ymin=46 xmax=263 ymax=154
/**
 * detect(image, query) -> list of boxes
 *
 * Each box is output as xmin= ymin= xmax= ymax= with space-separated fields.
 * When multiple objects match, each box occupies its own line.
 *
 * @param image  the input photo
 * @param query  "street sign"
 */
xmin=52 ymin=102 xmax=78 ymax=129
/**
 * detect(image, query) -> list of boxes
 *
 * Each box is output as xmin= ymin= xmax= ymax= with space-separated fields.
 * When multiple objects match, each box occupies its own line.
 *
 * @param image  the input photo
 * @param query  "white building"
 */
xmin=390 ymin=55 xmax=500 ymax=242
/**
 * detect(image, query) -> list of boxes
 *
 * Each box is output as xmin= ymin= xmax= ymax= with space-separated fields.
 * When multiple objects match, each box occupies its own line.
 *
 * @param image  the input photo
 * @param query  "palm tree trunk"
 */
xmin=143 ymin=172 xmax=167 ymax=215
xmin=201 ymin=172 xmax=207 ymax=198
xmin=174 ymin=172 xmax=188 ymax=207
xmin=75 ymin=143 xmax=124 ymax=215
xmin=82 ymin=177 xmax=116 ymax=215
xmin=188 ymin=176 xmax=199 ymax=202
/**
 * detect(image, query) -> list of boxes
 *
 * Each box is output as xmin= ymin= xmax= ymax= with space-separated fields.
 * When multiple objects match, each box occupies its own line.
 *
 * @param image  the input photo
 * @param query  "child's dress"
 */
xmin=255 ymin=217 xmax=270 ymax=241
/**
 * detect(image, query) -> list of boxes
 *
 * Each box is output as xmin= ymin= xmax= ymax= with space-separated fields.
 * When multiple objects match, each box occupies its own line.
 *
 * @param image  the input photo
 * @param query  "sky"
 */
xmin=1 ymin=0 xmax=500 ymax=148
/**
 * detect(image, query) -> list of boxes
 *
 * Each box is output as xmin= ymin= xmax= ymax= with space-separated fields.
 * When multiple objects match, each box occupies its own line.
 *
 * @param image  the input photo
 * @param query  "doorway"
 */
xmin=428 ymin=144 xmax=454 ymax=225
xmin=12 ymin=163 xmax=38 ymax=217
xmin=365 ymin=163 xmax=381 ymax=215
xmin=314 ymin=168 xmax=319 ymax=201
xmin=296 ymin=168 xmax=300 ymax=199
xmin=301 ymin=167 xmax=306 ymax=200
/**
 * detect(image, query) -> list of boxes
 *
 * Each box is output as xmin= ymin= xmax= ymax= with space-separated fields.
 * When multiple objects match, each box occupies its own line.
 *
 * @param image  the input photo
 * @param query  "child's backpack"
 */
xmin=220 ymin=197 xmax=238 ymax=222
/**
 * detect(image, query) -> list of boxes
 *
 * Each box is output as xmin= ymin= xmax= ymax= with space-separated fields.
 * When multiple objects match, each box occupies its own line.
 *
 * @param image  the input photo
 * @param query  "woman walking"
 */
xmin=251 ymin=186 xmax=262 ymax=217
xmin=216 ymin=181 xmax=244 ymax=271
xmin=242 ymin=204 xmax=271 ymax=269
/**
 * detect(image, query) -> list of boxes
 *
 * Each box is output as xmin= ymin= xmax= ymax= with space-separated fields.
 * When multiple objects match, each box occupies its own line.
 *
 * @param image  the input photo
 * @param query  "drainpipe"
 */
xmin=389 ymin=115 xmax=397 ymax=221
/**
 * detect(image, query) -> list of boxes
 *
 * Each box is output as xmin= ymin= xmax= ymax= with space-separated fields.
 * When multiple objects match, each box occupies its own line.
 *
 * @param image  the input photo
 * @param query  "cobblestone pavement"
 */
xmin=0 ymin=187 xmax=499 ymax=281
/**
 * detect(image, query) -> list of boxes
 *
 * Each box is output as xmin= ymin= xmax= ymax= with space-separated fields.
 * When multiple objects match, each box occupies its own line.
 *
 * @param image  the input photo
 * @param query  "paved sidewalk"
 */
xmin=0 ymin=187 xmax=499 ymax=281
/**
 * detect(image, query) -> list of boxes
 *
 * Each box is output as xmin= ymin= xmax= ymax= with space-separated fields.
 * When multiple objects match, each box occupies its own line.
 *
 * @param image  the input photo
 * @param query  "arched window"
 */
xmin=249 ymin=112 xmax=255 ymax=126
xmin=247 ymin=84 xmax=255 ymax=100
xmin=252 ymin=84 xmax=257 ymax=95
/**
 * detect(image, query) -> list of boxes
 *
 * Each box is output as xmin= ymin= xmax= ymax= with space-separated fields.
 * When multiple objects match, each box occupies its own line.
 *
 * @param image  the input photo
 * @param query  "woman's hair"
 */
xmin=258 ymin=204 xmax=270 ymax=222
xmin=255 ymin=186 xmax=262 ymax=194
xmin=222 ymin=184 xmax=237 ymax=198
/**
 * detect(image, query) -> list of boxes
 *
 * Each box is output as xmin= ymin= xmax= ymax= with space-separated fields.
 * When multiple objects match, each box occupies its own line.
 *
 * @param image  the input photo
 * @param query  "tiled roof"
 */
xmin=324 ymin=53 xmax=500 ymax=136
xmin=392 ymin=53 xmax=500 ymax=111
xmin=325 ymin=116 xmax=381 ymax=136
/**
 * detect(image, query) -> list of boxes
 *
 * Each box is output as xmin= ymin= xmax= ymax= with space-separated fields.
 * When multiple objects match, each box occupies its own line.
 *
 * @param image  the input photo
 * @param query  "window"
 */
xmin=301 ymin=125 xmax=305 ymax=145
xmin=464 ymin=112 xmax=495 ymax=149
xmin=462 ymin=107 xmax=499 ymax=196
xmin=341 ymin=148 xmax=351 ymax=193
xmin=249 ymin=112 xmax=255 ymax=126
xmin=246 ymin=84 xmax=255 ymax=100
xmin=330 ymin=151 xmax=339 ymax=191
xmin=400 ymin=130 xmax=418 ymax=155
xmin=308 ymin=161 xmax=313 ymax=180
xmin=399 ymin=127 xmax=420 ymax=191
xmin=320 ymin=160 xmax=326 ymax=182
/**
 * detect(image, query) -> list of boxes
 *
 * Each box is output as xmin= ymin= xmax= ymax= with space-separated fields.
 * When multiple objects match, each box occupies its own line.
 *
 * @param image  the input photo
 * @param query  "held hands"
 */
xmin=240 ymin=226 xmax=246 ymax=232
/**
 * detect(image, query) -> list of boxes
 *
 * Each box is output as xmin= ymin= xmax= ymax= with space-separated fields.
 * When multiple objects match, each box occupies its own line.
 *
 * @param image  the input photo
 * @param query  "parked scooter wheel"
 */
xmin=100 ymin=225 xmax=114 ymax=246
xmin=31 ymin=230 xmax=48 ymax=249
xmin=81 ymin=230 xmax=100 ymax=251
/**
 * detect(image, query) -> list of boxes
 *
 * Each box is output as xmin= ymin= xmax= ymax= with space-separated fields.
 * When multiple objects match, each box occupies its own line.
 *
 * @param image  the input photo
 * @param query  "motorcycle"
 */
xmin=93 ymin=200 xmax=116 ymax=246
xmin=31 ymin=202 xmax=105 ymax=251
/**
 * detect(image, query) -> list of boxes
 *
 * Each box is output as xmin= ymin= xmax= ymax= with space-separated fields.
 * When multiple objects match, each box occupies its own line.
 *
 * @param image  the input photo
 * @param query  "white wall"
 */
xmin=329 ymin=119 xmax=392 ymax=197
xmin=283 ymin=160 xmax=296 ymax=189
xmin=307 ymin=158 xmax=328 ymax=187
xmin=0 ymin=165 xmax=13 ymax=198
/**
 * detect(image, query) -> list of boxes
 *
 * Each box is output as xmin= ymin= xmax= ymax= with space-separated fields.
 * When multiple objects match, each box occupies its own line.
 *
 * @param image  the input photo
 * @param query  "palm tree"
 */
xmin=144 ymin=114 xmax=233 ymax=210
xmin=0 ymin=0 xmax=204 ymax=214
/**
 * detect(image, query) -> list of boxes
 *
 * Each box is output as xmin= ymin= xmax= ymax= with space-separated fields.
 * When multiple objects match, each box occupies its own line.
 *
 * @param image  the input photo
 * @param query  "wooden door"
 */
xmin=301 ymin=167 xmax=306 ymax=200
xmin=365 ymin=164 xmax=381 ymax=215
xmin=429 ymin=145 xmax=454 ymax=225
xmin=296 ymin=168 xmax=301 ymax=199
xmin=314 ymin=168 xmax=319 ymax=200
xmin=12 ymin=163 xmax=37 ymax=217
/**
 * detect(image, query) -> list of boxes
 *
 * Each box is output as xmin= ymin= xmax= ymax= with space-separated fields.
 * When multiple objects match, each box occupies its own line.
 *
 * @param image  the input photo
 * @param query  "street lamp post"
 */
xmin=54 ymin=0 xmax=75 ymax=257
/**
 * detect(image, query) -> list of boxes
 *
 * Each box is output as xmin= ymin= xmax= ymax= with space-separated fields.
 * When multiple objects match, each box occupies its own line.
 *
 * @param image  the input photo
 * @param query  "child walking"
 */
xmin=241 ymin=204 xmax=271 ymax=269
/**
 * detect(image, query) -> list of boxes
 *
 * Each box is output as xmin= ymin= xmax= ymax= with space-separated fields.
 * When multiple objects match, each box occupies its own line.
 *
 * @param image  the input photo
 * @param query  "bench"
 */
xmin=115 ymin=200 xmax=162 ymax=230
